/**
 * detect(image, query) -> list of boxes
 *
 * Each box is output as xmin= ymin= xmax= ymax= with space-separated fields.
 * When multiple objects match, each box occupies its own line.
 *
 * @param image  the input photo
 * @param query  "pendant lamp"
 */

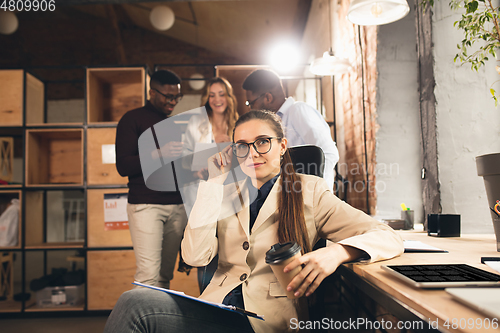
xmin=0 ymin=11 xmax=18 ymax=35
xmin=309 ymin=0 xmax=352 ymax=76
xmin=150 ymin=5 xmax=175 ymax=31
xmin=347 ymin=0 xmax=410 ymax=26
xmin=310 ymin=48 xmax=352 ymax=75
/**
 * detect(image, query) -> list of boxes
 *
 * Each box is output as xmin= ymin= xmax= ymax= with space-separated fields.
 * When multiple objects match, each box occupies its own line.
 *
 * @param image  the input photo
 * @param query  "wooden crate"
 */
xmin=26 ymin=129 xmax=83 ymax=186
xmin=0 ymin=70 xmax=44 ymax=126
xmin=0 ymin=250 xmax=21 ymax=312
xmin=87 ymin=67 xmax=147 ymax=124
xmin=87 ymin=188 xmax=132 ymax=247
xmin=87 ymin=250 xmax=199 ymax=310
xmin=0 ymin=128 xmax=24 ymax=188
xmin=0 ymin=190 xmax=22 ymax=249
xmin=87 ymin=128 xmax=127 ymax=185
xmin=0 ymin=70 xmax=23 ymax=126
xmin=25 ymin=73 xmax=45 ymax=126
xmin=24 ymin=190 xmax=85 ymax=249
xmin=0 ymin=137 xmax=14 ymax=183
xmin=87 ymin=250 xmax=136 ymax=310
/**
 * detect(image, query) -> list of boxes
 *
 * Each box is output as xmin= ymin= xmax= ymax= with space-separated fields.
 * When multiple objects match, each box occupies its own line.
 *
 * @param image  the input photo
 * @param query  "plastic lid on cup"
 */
xmin=265 ymin=242 xmax=302 ymax=264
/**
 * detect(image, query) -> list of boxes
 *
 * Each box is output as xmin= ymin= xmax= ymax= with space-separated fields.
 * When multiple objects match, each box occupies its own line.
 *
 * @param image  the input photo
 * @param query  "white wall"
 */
xmin=376 ymin=0 xmax=423 ymax=224
xmin=433 ymin=1 xmax=500 ymax=233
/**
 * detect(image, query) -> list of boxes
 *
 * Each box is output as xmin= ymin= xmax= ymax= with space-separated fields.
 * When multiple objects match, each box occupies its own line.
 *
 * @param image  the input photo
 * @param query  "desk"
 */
xmin=339 ymin=231 xmax=500 ymax=333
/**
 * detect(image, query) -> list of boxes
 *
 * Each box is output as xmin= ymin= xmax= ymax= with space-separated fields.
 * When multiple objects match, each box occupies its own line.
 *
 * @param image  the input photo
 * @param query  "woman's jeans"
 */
xmin=104 ymin=288 xmax=255 ymax=333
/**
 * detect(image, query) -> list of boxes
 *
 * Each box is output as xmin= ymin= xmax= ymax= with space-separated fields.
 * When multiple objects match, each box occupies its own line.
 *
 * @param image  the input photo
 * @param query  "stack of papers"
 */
xmin=484 ymin=261 xmax=500 ymax=274
xmin=403 ymin=240 xmax=447 ymax=253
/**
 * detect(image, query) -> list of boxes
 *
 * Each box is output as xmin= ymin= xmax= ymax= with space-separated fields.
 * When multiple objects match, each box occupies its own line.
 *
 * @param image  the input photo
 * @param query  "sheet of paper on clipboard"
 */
xmin=190 ymin=142 xmax=231 ymax=171
xmin=133 ymin=281 xmax=264 ymax=321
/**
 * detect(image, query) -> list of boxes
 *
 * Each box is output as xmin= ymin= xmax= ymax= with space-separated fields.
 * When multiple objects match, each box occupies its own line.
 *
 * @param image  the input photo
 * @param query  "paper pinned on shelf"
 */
xmin=101 ymin=144 xmax=116 ymax=164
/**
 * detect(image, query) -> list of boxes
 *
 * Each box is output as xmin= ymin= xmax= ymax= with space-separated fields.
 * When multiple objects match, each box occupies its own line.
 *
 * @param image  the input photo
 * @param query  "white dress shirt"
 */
xmin=276 ymin=97 xmax=339 ymax=191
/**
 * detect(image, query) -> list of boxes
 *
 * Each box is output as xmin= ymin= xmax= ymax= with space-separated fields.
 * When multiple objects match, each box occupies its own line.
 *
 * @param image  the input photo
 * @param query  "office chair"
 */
xmin=288 ymin=145 xmax=325 ymax=178
xmin=288 ymin=145 xmax=331 ymax=332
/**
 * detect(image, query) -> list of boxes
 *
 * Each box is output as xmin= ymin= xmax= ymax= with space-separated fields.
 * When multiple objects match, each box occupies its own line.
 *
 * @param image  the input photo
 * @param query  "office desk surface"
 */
xmin=345 ymin=231 xmax=500 ymax=333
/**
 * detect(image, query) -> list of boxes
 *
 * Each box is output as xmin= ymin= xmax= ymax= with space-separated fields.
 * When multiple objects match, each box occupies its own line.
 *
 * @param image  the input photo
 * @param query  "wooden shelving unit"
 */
xmin=0 ymin=66 xmax=147 ymax=314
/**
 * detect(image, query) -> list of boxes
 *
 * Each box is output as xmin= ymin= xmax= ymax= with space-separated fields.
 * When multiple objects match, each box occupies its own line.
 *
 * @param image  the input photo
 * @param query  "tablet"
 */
xmin=381 ymin=264 xmax=500 ymax=289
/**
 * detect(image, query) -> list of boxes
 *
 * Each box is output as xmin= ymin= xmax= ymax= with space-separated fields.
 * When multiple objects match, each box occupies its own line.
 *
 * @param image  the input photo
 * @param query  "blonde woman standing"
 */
xmin=182 ymin=77 xmax=239 ymax=291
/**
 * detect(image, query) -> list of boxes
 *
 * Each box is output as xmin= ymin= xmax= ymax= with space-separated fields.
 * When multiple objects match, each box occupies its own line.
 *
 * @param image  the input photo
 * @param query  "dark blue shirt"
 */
xmin=222 ymin=174 xmax=280 ymax=309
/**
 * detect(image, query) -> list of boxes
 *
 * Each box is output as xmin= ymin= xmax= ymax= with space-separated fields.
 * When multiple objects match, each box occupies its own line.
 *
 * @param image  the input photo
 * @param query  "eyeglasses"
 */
xmin=153 ymin=88 xmax=183 ymax=103
xmin=232 ymin=137 xmax=282 ymax=158
xmin=245 ymin=92 xmax=267 ymax=108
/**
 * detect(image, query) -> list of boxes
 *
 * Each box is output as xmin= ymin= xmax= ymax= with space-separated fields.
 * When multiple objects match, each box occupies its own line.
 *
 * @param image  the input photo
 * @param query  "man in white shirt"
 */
xmin=242 ymin=69 xmax=339 ymax=191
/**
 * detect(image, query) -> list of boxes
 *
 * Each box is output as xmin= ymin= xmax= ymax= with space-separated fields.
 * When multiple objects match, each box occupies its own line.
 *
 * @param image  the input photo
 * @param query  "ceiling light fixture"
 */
xmin=0 ymin=11 xmax=18 ymax=35
xmin=189 ymin=73 xmax=205 ymax=90
xmin=347 ymin=0 xmax=410 ymax=26
xmin=150 ymin=5 xmax=175 ymax=31
xmin=310 ymin=49 xmax=352 ymax=75
xmin=310 ymin=0 xmax=351 ymax=76
xmin=269 ymin=42 xmax=300 ymax=74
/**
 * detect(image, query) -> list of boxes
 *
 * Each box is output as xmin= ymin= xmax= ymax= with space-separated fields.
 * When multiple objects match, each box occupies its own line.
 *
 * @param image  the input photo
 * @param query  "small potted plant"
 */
xmin=476 ymin=154 xmax=500 ymax=251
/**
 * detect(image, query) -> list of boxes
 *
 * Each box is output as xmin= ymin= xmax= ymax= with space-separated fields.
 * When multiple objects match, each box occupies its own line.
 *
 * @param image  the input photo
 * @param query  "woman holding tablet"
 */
xmin=104 ymin=110 xmax=403 ymax=333
xmin=181 ymin=77 xmax=239 ymax=291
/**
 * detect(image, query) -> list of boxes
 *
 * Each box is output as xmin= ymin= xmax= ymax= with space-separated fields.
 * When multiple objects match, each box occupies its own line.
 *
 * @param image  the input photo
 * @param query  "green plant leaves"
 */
xmin=420 ymin=0 xmax=499 ymax=106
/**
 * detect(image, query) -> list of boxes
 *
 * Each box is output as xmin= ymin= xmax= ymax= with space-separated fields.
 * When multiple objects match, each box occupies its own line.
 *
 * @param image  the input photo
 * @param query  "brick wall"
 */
xmin=336 ymin=0 xmax=378 ymax=214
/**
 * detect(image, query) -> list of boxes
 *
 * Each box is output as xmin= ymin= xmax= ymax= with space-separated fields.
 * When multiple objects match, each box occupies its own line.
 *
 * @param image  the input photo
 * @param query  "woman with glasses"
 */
xmin=105 ymin=110 xmax=403 ymax=333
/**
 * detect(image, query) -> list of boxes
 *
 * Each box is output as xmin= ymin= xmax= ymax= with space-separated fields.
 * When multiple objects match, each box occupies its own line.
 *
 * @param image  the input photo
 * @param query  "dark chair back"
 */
xmin=289 ymin=145 xmax=328 ymax=331
xmin=288 ymin=145 xmax=325 ymax=178
xmin=288 ymin=144 xmax=327 ymax=251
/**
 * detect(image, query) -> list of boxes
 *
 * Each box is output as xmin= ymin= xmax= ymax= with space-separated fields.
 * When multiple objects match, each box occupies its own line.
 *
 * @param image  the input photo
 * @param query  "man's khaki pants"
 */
xmin=127 ymin=203 xmax=188 ymax=289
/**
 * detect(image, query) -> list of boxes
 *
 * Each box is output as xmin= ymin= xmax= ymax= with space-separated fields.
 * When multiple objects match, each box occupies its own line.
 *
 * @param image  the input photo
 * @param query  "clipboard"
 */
xmin=132 ymin=281 xmax=264 ymax=321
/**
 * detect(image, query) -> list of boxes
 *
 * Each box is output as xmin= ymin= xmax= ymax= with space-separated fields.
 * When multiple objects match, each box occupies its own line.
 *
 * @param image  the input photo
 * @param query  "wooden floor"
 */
xmin=0 ymin=316 xmax=108 ymax=333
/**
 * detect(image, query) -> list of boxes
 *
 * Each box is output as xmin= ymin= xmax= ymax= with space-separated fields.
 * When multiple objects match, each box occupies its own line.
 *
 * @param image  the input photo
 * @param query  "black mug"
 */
xmin=427 ymin=214 xmax=461 ymax=237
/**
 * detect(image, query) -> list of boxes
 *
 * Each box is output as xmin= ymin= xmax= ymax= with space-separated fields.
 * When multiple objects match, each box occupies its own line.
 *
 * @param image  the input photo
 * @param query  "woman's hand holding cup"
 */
xmin=284 ymin=244 xmax=365 ymax=298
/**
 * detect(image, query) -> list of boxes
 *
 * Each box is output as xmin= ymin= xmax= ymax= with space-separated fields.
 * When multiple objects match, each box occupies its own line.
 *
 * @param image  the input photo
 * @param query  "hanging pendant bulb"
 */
xmin=150 ymin=5 xmax=175 ymax=31
xmin=0 ymin=11 xmax=18 ymax=35
xmin=310 ymin=49 xmax=352 ymax=76
xmin=347 ymin=0 xmax=410 ymax=26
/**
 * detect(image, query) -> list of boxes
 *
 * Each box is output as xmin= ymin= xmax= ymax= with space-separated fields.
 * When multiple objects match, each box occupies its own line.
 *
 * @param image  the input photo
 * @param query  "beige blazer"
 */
xmin=181 ymin=174 xmax=404 ymax=333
